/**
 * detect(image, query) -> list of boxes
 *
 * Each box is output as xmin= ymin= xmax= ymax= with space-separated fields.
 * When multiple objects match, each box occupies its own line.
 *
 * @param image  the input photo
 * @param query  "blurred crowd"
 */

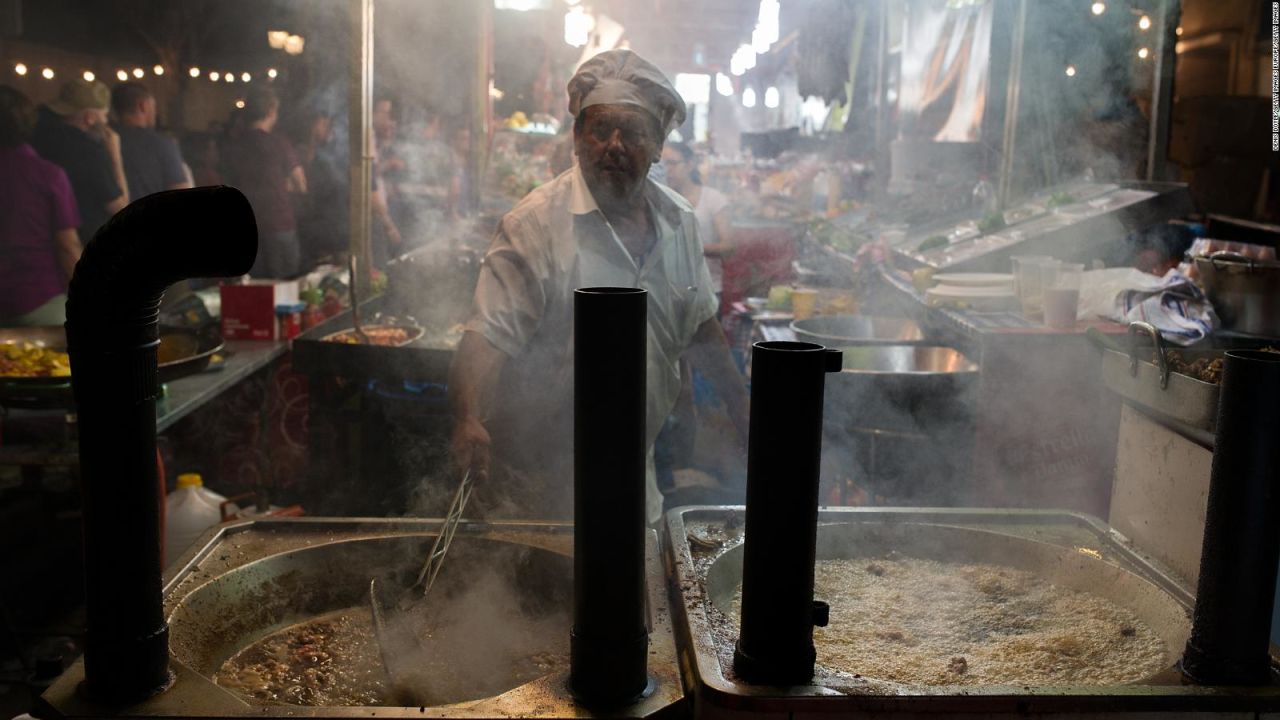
xmin=0 ymin=79 xmax=471 ymax=326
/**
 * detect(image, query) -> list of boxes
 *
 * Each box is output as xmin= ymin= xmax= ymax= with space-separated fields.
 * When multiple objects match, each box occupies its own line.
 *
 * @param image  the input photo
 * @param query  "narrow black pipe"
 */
xmin=1182 ymin=349 xmax=1280 ymax=685
xmin=735 ymin=341 xmax=842 ymax=685
xmin=570 ymin=287 xmax=649 ymax=705
xmin=67 ymin=187 xmax=257 ymax=704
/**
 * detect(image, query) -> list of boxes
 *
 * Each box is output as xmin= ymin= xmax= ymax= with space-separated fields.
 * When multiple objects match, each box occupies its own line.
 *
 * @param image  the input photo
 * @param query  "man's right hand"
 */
xmin=451 ymin=415 xmax=491 ymax=483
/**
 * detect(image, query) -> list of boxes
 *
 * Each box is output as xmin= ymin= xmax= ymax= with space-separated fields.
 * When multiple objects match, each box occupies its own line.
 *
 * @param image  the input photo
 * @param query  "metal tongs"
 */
xmin=412 ymin=468 xmax=474 ymax=599
xmin=347 ymin=255 xmax=370 ymax=344
xmin=369 ymin=469 xmax=474 ymax=694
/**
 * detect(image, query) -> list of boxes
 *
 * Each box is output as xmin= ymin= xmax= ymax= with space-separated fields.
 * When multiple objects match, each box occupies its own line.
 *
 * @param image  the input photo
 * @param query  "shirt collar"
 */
xmin=568 ymin=161 xmax=684 ymax=228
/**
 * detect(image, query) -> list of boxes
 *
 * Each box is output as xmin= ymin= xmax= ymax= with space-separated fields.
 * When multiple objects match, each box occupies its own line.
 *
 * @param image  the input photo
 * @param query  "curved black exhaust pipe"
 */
xmin=66 ymin=187 xmax=256 ymax=704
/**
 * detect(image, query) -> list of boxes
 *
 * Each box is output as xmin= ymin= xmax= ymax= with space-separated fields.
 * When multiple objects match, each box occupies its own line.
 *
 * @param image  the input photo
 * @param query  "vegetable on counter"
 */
xmin=917 ymin=235 xmax=948 ymax=253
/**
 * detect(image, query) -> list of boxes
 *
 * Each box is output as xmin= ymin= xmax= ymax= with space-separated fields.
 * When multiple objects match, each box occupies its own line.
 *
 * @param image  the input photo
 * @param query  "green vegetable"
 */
xmin=977 ymin=212 xmax=1006 ymax=234
xmin=1047 ymin=191 xmax=1076 ymax=208
xmin=917 ymin=235 xmax=948 ymax=252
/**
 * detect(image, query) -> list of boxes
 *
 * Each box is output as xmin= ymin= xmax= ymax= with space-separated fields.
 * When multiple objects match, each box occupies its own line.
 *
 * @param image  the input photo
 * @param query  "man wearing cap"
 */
xmin=32 ymin=79 xmax=129 ymax=240
xmin=449 ymin=49 xmax=749 ymax=523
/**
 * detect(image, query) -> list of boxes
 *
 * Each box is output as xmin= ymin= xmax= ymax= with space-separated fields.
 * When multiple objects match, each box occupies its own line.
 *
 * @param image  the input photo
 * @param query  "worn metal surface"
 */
xmin=789 ymin=316 xmax=925 ymax=347
xmin=665 ymin=506 xmax=1280 ymax=716
xmin=39 ymin=518 xmax=687 ymax=720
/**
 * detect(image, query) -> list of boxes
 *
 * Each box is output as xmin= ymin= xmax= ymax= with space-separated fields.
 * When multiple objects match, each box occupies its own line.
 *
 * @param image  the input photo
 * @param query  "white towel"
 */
xmin=1112 ymin=268 xmax=1219 ymax=346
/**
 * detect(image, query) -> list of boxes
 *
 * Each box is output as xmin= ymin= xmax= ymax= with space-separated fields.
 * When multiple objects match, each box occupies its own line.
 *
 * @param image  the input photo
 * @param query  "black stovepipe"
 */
xmin=1182 ymin=350 xmax=1280 ymax=685
xmin=734 ymin=340 xmax=842 ymax=685
xmin=66 ymin=187 xmax=256 ymax=704
xmin=569 ymin=287 xmax=649 ymax=706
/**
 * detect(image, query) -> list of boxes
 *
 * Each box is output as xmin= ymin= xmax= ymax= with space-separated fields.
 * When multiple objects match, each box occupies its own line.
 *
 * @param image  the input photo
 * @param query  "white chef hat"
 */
xmin=567 ymin=49 xmax=687 ymax=137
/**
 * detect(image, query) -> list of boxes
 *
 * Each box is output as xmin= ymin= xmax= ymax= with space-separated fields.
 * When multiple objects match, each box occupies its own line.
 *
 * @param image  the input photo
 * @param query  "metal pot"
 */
xmin=790 ymin=315 xmax=925 ymax=346
xmin=1194 ymin=251 xmax=1280 ymax=337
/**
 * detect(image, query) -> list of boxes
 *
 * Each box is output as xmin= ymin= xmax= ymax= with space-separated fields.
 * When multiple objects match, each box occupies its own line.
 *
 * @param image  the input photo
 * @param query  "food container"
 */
xmin=1193 ymin=251 xmax=1280 ymax=337
xmin=274 ymin=303 xmax=305 ymax=340
xmin=790 ymin=315 xmax=925 ymax=346
xmin=1099 ymin=322 xmax=1221 ymax=434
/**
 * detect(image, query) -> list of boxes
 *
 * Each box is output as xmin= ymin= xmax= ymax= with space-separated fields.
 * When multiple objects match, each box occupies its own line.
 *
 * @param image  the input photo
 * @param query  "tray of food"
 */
xmin=1099 ymin=322 xmax=1222 ymax=432
xmin=0 ymin=326 xmax=225 ymax=409
xmin=321 ymin=322 xmax=424 ymax=347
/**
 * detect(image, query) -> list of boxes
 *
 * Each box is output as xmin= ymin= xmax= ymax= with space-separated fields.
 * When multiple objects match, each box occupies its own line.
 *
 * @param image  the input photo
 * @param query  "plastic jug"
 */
xmin=164 ymin=473 xmax=236 ymax=566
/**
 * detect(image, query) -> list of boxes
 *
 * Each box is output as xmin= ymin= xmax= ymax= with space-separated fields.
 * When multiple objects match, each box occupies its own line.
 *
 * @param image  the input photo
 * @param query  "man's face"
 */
xmin=574 ymin=104 xmax=660 ymax=209
xmin=660 ymin=146 xmax=687 ymax=187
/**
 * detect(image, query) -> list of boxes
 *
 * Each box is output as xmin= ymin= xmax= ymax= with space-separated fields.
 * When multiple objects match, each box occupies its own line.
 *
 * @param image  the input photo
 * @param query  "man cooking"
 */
xmin=449 ymin=49 xmax=748 ymax=524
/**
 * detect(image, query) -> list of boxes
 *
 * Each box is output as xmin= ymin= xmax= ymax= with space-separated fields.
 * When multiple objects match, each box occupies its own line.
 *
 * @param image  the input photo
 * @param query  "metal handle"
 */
xmin=1128 ymin=321 xmax=1171 ymax=390
xmin=1208 ymin=250 xmax=1254 ymax=270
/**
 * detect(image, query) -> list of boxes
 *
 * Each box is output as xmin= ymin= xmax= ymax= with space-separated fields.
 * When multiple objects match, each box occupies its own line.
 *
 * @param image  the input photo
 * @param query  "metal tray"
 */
xmin=292 ymin=297 xmax=456 ymax=384
xmin=1101 ymin=322 xmax=1221 ymax=433
xmin=39 ymin=518 xmax=686 ymax=720
xmin=0 ymin=326 xmax=224 ymax=409
xmin=664 ymin=505 xmax=1280 ymax=717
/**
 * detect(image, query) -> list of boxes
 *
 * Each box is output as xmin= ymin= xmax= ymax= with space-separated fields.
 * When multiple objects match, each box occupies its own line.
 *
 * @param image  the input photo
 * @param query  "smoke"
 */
xmin=375 ymin=541 xmax=571 ymax=706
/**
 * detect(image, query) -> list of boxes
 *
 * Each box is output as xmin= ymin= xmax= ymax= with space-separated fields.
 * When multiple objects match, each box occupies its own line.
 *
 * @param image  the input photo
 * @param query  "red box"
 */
xmin=220 ymin=281 xmax=299 ymax=340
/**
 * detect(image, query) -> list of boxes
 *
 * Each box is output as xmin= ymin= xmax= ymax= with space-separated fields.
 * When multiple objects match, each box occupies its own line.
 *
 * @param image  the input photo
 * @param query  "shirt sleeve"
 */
xmin=464 ymin=214 xmax=550 ymax=358
xmin=87 ymin=143 xmax=122 ymax=207
xmin=160 ymin=136 xmax=187 ymax=187
xmin=49 ymin=165 xmax=81 ymax=231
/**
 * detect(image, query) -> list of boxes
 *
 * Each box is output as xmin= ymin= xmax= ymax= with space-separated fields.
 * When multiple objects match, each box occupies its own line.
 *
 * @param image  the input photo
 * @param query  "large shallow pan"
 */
xmin=790 ymin=315 xmax=925 ymax=346
xmin=0 ymin=326 xmax=223 ymax=409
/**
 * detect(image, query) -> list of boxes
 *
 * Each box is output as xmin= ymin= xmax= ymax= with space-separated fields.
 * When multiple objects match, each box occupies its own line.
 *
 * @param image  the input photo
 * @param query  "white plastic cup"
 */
xmin=1012 ymin=255 xmax=1055 ymax=319
xmin=1043 ymin=262 xmax=1084 ymax=329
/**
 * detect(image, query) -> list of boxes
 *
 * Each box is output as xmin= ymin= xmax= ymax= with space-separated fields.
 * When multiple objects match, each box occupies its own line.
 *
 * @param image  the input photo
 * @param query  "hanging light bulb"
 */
xmin=764 ymin=86 xmax=780 ymax=108
xmin=742 ymin=87 xmax=757 ymax=108
xmin=41 ymin=67 xmax=55 ymax=80
xmin=1138 ymin=15 xmax=1151 ymax=30
xmin=209 ymin=71 xmax=221 ymax=81
xmin=82 ymin=70 xmax=95 ymax=82
xmin=153 ymin=64 xmax=164 ymax=76
xmin=132 ymin=67 xmax=145 ymax=79
xmin=267 ymin=68 xmax=278 ymax=79
xmin=241 ymin=72 xmax=251 ymax=83
xmin=1065 ymin=65 xmax=1077 ymax=77
xmin=715 ymin=72 xmax=734 ymax=97
xmin=13 ymin=63 xmax=27 ymax=76
xmin=1137 ymin=47 xmax=1150 ymax=59
xmin=116 ymin=69 xmax=129 ymax=82
xmin=189 ymin=67 xmax=201 ymax=78
xmin=1090 ymin=2 xmax=1105 ymax=15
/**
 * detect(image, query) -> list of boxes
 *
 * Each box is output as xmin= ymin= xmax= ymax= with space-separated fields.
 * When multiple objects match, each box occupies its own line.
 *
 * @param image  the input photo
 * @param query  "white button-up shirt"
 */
xmin=465 ymin=164 xmax=718 ymax=522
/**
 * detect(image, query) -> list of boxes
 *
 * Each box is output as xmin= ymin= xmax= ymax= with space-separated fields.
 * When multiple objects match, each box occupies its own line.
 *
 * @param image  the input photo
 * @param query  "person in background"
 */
xmin=662 ymin=142 xmax=732 ymax=300
xmin=31 ymin=78 xmax=127 ymax=241
xmin=449 ymin=49 xmax=749 ymax=523
xmin=1128 ymin=223 xmax=1196 ymax=276
xmin=181 ymin=132 xmax=221 ymax=187
xmin=369 ymin=97 xmax=403 ymax=265
xmin=0 ymin=86 xmax=82 ymax=326
xmin=111 ymin=81 xmax=191 ymax=199
xmin=295 ymin=110 xmax=348 ymax=265
xmin=221 ymin=87 xmax=306 ymax=278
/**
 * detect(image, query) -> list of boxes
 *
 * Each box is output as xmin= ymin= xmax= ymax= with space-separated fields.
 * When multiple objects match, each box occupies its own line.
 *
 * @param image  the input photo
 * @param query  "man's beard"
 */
xmin=587 ymin=163 xmax=644 ymax=209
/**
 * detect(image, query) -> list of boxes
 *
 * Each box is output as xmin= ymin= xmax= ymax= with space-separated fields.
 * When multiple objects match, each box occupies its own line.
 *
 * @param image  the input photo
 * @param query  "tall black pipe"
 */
xmin=570 ymin=287 xmax=649 ymax=705
xmin=735 ymin=340 xmax=842 ymax=685
xmin=1182 ymin=349 xmax=1280 ymax=685
xmin=67 ymin=187 xmax=257 ymax=704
